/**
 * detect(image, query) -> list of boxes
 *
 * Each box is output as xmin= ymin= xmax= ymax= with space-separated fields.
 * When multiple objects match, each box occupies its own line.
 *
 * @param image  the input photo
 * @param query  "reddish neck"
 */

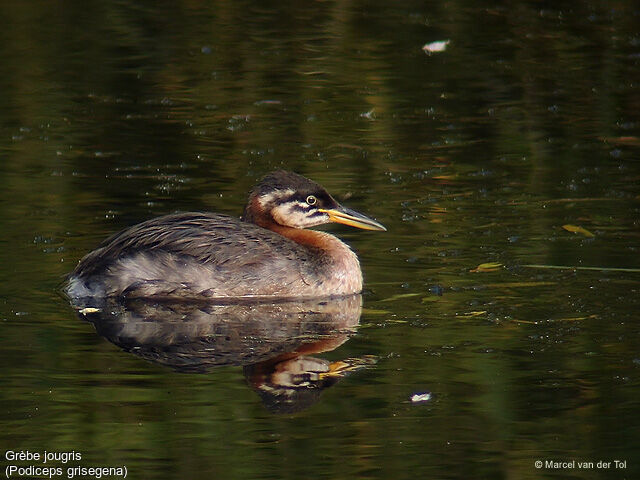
xmin=244 ymin=197 xmax=329 ymax=250
xmin=243 ymin=196 xmax=362 ymax=294
xmin=268 ymin=223 xmax=333 ymax=250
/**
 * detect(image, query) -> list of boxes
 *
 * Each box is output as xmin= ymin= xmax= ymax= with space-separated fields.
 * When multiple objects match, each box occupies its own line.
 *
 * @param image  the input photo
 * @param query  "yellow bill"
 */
xmin=319 ymin=206 xmax=386 ymax=231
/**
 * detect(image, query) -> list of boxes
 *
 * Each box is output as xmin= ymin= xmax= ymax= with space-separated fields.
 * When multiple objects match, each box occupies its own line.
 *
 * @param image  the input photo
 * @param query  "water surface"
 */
xmin=1 ymin=1 xmax=639 ymax=479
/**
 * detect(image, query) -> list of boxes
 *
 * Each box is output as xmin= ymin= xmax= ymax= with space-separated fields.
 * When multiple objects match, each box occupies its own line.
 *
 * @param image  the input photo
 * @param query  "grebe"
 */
xmin=65 ymin=170 xmax=385 ymax=300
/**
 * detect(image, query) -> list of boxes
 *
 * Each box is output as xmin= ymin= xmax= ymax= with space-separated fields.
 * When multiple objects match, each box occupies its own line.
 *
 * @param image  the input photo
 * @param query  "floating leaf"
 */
xmin=523 ymin=264 xmax=640 ymax=273
xmin=484 ymin=281 xmax=556 ymax=288
xmin=562 ymin=224 xmax=595 ymax=237
xmin=422 ymin=296 xmax=440 ymax=303
xmin=361 ymin=308 xmax=391 ymax=315
xmin=380 ymin=293 xmax=422 ymax=302
xmin=511 ymin=319 xmax=538 ymax=324
xmin=457 ymin=311 xmax=487 ymax=318
xmin=600 ymin=136 xmax=640 ymax=146
xmin=432 ymin=174 xmax=457 ymax=180
xmin=470 ymin=262 xmax=503 ymax=273
xmin=542 ymin=197 xmax=612 ymax=205
xmin=511 ymin=314 xmax=598 ymax=324
xmin=554 ymin=314 xmax=598 ymax=322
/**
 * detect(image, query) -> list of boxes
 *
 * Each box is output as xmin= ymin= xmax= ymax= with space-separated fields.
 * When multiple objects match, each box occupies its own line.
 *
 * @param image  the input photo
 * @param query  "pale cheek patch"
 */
xmin=272 ymin=204 xmax=309 ymax=228
xmin=260 ymin=190 xmax=329 ymax=228
xmin=258 ymin=189 xmax=296 ymax=209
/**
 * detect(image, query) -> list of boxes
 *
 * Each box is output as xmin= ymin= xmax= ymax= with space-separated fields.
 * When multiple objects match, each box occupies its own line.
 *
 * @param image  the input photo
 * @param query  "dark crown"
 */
xmin=252 ymin=171 xmax=335 ymax=206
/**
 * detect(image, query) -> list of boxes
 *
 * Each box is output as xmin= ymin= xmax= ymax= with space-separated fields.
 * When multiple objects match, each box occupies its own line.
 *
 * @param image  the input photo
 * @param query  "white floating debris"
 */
xmin=422 ymin=40 xmax=450 ymax=55
xmin=79 ymin=307 xmax=101 ymax=315
xmin=360 ymin=109 xmax=375 ymax=120
xmin=410 ymin=392 xmax=432 ymax=403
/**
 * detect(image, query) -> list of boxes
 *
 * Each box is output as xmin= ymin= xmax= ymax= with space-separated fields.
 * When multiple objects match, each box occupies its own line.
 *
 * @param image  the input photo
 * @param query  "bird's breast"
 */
xmin=273 ymin=227 xmax=363 ymax=296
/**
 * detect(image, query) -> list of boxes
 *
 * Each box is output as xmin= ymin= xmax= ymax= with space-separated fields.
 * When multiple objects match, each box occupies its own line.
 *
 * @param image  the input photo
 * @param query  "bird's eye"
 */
xmin=306 ymin=195 xmax=317 ymax=206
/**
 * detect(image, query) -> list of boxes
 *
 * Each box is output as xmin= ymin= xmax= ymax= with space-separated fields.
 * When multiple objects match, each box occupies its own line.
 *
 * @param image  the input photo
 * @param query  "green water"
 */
xmin=1 ymin=1 xmax=639 ymax=479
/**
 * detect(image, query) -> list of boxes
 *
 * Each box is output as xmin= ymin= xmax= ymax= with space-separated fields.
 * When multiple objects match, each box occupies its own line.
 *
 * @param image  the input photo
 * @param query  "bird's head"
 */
xmin=243 ymin=170 xmax=386 ymax=231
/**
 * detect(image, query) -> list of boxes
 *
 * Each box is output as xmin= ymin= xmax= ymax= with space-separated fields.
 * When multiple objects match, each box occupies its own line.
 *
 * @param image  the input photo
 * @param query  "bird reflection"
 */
xmin=71 ymin=295 xmax=374 ymax=413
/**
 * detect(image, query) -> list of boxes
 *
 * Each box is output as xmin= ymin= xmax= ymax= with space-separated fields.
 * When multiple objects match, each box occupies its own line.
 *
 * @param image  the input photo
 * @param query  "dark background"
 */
xmin=1 ymin=1 xmax=639 ymax=479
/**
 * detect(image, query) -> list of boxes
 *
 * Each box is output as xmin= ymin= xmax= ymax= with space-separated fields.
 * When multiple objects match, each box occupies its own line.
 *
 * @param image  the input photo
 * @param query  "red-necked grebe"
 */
xmin=65 ymin=170 xmax=385 ymax=300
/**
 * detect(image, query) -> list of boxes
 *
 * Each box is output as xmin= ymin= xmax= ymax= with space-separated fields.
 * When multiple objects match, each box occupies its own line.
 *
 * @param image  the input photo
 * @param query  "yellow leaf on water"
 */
xmin=562 ymin=224 xmax=595 ymax=237
xmin=380 ymin=293 xmax=422 ymax=302
xmin=523 ymin=264 xmax=640 ymax=273
xmin=554 ymin=314 xmax=598 ymax=322
xmin=421 ymin=296 xmax=440 ymax=303
xmin=512 ymin=319 xmax=538 ymax=324
xmin=361 ymin=308 xmax=391 ymax=315
xmin=457 ymin=311 xmax=487 ymax=318
xmin=601 ymin=136 xmax=640 ymax=146
xmin=484 ymin=281 xmax=556 ymax=288
xmin=470 ymin=262 xmax=503 ymax=273
xmin=432 ymin=174 xmax=457 ymax=180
